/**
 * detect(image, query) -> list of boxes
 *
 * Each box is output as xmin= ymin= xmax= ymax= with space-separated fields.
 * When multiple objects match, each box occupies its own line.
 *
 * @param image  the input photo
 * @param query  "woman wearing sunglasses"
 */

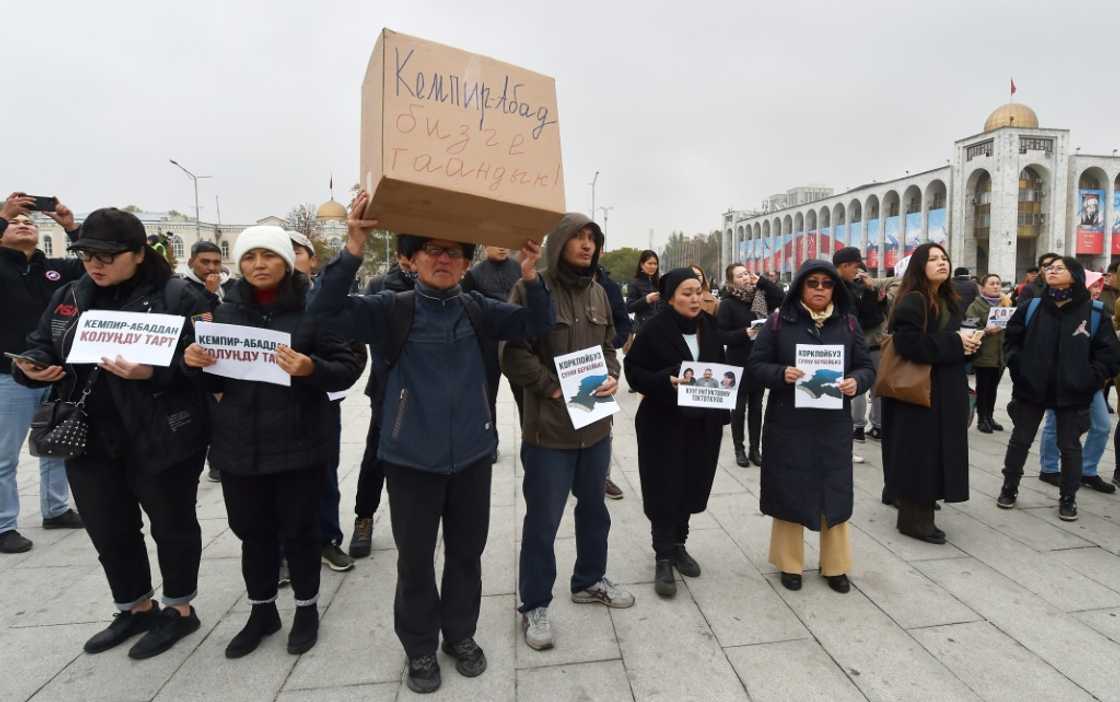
xmin=748 ymin=260 xmax=875 ymax=593
xmin=12 ymin=208 xmax=212 ymax=659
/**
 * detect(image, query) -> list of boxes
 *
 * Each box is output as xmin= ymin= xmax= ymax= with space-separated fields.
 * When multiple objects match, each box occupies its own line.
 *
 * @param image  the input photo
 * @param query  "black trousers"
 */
xmin=67 ymin=451 xmax=205 ymax=609
xmin=651 ymin=515 xmax=691 ymax=560
xmin=355 ymin=400 xmax=386 ymax=519
xmin=222 ymin=468 xmax=323 ymax=605
xmin=511 ymin=380 xmax=525 ymax=428
xmin=730 ymin=383 xmax=764 ymax=452
xmin=385 ymin=458 xmax=492 ymax=659
xmin=1003 ymin=400 xmax=1088 ymax=498
xmin=974 ymin=366 xmax=1003 ymax=420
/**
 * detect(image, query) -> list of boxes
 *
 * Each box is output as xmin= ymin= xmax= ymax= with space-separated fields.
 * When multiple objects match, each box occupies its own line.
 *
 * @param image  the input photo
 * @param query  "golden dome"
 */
xmin=984 ymin=103 xmax=1039 ymax=131
xmin=316 ymin=199 xmax=347 ymax=221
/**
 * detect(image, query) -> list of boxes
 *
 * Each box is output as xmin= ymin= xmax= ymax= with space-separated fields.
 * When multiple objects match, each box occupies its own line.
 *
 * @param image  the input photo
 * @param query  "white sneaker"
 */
xmin=852 ymin=453 xmax=865 ymax=464
xmin=571 ymin=577 xmax=636 ymax=608
xmin=522 ymin=607 xmax=553 ymax=650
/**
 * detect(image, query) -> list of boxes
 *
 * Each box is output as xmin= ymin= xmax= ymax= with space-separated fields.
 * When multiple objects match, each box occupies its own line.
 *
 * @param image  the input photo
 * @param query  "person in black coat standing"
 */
xmin=997 ymin=257 xmax=1120 ymax=521
xmin=881 ymin=243 xmax=981 ymax=544
xmin=625 ymin=250 xmax=663 ymax=333
xmin=13 ymin=208 xmax=212 ymax=660
xmin=749 ymin=261 xmax=875 ymax=593
xmin=624 ymin=268 xmax=728 ymax=598
xmin=184 ymin=227 xmax=361 ymax=659
xmin=716 ymin=263 xmax=770 ymax=467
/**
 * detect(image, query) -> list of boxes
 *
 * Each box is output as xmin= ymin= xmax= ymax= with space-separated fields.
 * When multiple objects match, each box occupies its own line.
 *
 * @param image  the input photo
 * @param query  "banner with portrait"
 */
xmin=834 ymin=223 xmax=846 ymax=251
xmin=928 ymin=208 xmax=947 ymax=246
xmin=865 ymin=218 xmax=880 ymax=271
xmin=884 ymin=216 xmax=900 ymax=270
xmin=806 ymin=230 xmax=818 ymax=261
xmin=1112 ymin=191 xmax=1120 ymax=255
xmin=819 ymin=227 xmax=831 ymax=256
xmin=1076 ymin=189 xmax=1105 ymax=255
xmin=904 ymin=212 xmax=922 ymax=255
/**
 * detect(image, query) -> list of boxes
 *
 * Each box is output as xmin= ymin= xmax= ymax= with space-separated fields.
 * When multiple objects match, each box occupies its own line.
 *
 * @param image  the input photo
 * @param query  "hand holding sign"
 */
xmin=594 ymin=375 xmax=618 ymax=397
xmin=837 ymin=378 xmax=858 ymax=396
xmin=520 ymin=240 xmax=542 ymax=282
xmin=276 ymin=345 xmax=314 ymax=377
xmin=347 ymin=190 xmax=381 ymax=257
xmin=184 ymin=343 xmax=216 ymax=368
xmin=99 ymin=355 xmax=154 ymax=380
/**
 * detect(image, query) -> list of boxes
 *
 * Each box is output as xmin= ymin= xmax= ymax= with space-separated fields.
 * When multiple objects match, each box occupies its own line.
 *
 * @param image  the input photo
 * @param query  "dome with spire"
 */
xmin=317 ymin=199 xmax=347 ymax=221
xmin=984 ymin=103 xmax=1039 ymax=131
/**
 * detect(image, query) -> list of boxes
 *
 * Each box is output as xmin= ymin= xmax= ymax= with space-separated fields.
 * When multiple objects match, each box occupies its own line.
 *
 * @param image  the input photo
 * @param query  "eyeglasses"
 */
xmin=420 ymin=243 xmax=465 ymax=260
xmin=804 ymin=278 xmax=835 ymax=289
xmin=75 ymin=250 xmax=125 ymax=265
xmin=1046 ymin=265 xmax=1068 ymax=273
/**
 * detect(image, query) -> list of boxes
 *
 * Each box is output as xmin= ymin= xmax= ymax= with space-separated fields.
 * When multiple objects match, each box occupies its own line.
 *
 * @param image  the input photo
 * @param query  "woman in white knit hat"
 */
xmin=184 ymin=225 xmax=362 ymax=658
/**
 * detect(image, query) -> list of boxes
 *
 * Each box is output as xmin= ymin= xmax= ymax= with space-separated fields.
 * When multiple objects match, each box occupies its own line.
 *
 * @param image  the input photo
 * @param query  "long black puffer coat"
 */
xmin=749 ymin=261 xmax=875 ymax=530
xmin=205 ymin=274 xmax=361 ymax=476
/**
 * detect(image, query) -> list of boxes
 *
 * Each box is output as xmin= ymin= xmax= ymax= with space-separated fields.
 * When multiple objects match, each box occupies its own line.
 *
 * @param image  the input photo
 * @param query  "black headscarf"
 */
xmin=659 ymin=267 xmax=701 ymax=333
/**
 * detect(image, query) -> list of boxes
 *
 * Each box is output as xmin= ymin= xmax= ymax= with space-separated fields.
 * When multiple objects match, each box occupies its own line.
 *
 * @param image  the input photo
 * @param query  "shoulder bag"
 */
xmin=29 ymin=368 xmax=100 ymax=459
xmin=872 ymin=297 xmax=932 ymax=408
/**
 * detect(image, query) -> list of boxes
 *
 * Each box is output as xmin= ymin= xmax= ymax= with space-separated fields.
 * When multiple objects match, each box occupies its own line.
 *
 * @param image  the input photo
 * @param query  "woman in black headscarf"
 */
xmin=624 ymin=268 xmax=728 ymax=598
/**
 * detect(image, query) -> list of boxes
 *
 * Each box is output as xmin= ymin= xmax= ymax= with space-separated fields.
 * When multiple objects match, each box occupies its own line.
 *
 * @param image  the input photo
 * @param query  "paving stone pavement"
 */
xmin=3 ymin=372 xmax=1120 ymax=701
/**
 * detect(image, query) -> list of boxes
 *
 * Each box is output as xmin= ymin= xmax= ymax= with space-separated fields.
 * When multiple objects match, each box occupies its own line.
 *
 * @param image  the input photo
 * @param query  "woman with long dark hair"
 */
xmin=13 ymin=208 xmax=211 ymax=659
xmin=690 ymin=263 xmax=719 ymax=317
xmin=626 ymin=250 xmax=663 ymax=333
xmin=717 ymin=263 xmax=769 ymax=466
xmin=880 ymin=243 xmax=980 ymax=543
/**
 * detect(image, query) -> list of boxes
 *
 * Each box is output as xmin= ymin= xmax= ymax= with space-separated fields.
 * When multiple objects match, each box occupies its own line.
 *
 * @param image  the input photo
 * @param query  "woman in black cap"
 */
xmin=623 ymin=268 xmax=728 ymax=598
xmin=12 ymin=208 xmax=212 ymax=660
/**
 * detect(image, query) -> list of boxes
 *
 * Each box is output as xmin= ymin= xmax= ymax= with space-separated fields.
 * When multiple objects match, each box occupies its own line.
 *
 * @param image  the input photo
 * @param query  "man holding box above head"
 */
xmin=307 ymin=190 xmax=554 ymax=695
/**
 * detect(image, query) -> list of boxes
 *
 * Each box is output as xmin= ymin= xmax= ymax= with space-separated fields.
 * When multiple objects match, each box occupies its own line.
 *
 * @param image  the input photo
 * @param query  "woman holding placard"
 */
xmin=965 ymin=274 xmax=1010 ymax=433
xmin=12 ymin=208 xmax=212 ymax=660
xmin=717 ymin=263 xmax=769 ymax=467
xmin=184 ymin=226 xmax=361 ymax=659
xmin=623 ymin=268 xmax=728 ymax=598
xmin=748 ymin=260 xmax=874 ymax=593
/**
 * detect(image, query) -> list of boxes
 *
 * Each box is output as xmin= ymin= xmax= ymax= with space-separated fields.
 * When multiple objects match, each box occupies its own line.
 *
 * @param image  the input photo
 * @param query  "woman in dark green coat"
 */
xmin=965 ymin=274 xmax=1010 ymax=433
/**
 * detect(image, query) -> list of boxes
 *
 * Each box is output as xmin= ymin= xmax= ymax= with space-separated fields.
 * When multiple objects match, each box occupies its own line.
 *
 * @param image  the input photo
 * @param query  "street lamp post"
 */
xmin=169 ymin=159 xmax=212 ymax=242
xmin=588 ymin=171 xmax=599 ymax=218
xmin=598 ymin=205 xmax=614 ymax=236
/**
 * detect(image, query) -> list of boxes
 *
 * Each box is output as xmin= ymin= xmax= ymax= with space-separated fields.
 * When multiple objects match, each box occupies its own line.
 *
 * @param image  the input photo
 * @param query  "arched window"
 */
xmin=42 ymin=235 xmax=53 ymax=256
xmin=220 ymin=241 xmax=230 ymax=259
xmin=169 ymin=234 xmax=185 ymax=259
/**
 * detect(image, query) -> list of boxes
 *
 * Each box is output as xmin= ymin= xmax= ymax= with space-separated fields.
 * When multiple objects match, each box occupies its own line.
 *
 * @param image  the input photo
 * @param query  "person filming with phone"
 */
xmin=0 ymin=192 xmax=86 ymax=555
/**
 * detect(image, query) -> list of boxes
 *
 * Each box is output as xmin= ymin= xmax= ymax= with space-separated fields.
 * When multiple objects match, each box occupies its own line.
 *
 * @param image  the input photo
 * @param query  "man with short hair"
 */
xmin=833 ymin=247 xmax=891 ymax=444
xmin=0 ymin=194 xmax=85 ymax=553
xmin=309 ymin=191 xmax=554 ymax=694
xmin=182 ymin=240 xmax=227 ymax=310
xmin=952 ymin=267 xmax=978 ymax=311
xmin=463 ymin=246 xmax=523 ymax=434
xmin=1016 ymin=252 xmax=1061 ymax=304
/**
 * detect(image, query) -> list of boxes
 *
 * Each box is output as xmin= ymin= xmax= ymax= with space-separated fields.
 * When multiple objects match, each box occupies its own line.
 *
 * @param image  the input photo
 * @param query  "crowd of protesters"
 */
xmin=4 ymin=189 xmax=1120 ymax=694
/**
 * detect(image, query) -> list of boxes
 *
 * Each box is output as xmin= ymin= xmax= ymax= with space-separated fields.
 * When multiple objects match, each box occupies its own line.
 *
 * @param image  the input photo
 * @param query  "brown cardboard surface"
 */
xmin=361 ymin=29 xmax=565 ymax=249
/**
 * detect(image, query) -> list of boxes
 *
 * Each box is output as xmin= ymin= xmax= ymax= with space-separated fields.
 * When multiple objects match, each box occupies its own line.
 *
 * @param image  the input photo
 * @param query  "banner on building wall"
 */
xmin=782 ymin=234 xmax=791 ymax=273
xmin=819 ymin=227 xmax=831 ymax=256
xmin=737 ymin=240 xmax=748 ymax=267
xmin=850 ymin=222 xmax=863 ymax=254
xmin=806 ymin=230 xmax=818 ymax=261
xmin=834 ymin=224 xmax=846 ymax=251
xmin=884 ymin=216 xmax=900 ymax=270
xmin=754 ymin=238 xmax=762 ymax=271
xmin=866 ymin=219 xmax=880 ymax=271
xmin=1076 ymin=189 xmax=1105 ymax=255
xmin=905 ymin=212 xmax=922 ymax=255
xmin=1112 ymin=192 xmax=1120 ymax=255
xmin=928 ymin=209 xmax=947 ymax=246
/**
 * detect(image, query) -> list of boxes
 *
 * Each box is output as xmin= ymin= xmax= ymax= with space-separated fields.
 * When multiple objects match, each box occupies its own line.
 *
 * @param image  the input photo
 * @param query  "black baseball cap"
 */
xmin=69 ymin=208 xmax=147 ymax=254
xmin=190 ymin=240 xmax=221 ymax=257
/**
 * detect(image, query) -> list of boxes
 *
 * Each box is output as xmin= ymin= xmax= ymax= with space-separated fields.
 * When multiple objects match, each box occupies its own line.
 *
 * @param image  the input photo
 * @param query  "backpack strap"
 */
xmin=385 ymin=291 xmax=416 ymax=369
xmin=769 ymin=309 xmax=782 ymax=333
xmin=1024 ymin=297 xmax=1042 ymax=328
xmin=1091 ymin=299 xmax=1104 ymax=337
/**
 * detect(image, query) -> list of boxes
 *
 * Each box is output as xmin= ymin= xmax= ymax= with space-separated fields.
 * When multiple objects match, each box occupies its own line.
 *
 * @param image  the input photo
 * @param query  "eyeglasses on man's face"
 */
xmin=420 ymin=243 xmax=465 ymax=260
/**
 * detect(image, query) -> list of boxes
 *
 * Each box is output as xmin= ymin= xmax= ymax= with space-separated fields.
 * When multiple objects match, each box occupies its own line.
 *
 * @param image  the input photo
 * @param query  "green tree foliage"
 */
xmin=598 ymin=247 xmax=643 ymax=282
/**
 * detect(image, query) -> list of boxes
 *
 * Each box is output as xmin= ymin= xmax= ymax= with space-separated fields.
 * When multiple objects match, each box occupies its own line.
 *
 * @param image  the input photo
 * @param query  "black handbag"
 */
xmin=29 ymin=369 xmax=99 ymax=459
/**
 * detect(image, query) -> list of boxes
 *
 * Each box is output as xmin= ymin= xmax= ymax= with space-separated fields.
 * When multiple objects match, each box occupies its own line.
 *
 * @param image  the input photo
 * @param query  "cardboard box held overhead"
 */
xmin=361 ymin=29 xmax=566 ymax=250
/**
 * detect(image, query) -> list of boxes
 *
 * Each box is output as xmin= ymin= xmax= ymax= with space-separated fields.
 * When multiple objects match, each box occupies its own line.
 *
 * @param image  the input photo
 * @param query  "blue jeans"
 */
xmin=1041 ymin=391 xmax=1107 ymax=477
xmin=0 ymin=373 xmax=71 ymax=532
xmin=518 ymin=437 xmax=612 ymax=612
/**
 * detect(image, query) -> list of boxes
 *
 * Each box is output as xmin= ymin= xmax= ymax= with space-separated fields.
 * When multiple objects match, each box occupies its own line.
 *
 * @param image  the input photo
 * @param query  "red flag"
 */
xmin=1010 ymin=78 xmax=1016 ymax=96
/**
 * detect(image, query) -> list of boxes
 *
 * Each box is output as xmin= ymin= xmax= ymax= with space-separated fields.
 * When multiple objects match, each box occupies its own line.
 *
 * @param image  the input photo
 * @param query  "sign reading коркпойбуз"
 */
xmin=553 ymin=345 xmax=619 ymax=430
xmin=794 ymin=344 xmax=844 ymax=410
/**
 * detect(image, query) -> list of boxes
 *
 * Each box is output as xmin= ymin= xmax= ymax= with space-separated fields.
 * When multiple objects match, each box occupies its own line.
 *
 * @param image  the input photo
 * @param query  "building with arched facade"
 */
xmin=720 ymin=103 xmax=1120 ymax=284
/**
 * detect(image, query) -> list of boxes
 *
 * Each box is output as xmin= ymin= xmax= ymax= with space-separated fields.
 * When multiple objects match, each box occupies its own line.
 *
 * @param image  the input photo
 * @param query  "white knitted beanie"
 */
xmin=233 ymin=225 xmax=295 ymax=271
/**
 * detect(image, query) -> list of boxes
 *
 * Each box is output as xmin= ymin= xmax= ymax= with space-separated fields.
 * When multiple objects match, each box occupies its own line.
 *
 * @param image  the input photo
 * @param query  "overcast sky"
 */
xmin=5 ymin=0 xmax=1119 ymax=251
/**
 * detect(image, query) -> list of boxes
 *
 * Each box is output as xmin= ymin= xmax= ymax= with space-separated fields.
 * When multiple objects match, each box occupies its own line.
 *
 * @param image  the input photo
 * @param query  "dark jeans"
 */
xmin=223 ymin=467 xmax=323 ymax=606
xmin=518 ymin=438 xmax=611 ymax=612
xmin=67 ymin=451 xmax=205 ymax=610
xmin=385 ymin=458 xmax=492 ymax=659
xmin=1003 ymin=400 xmax=1088 ymax=498
xmin=974 ymin=366 xmax=1003 ymax=420
xmin=731 ymin=383 xmax=764 ymax=452
xmin=320 ymin=401 xmax=343 ymax=545
xmin=510 ymin=379 xmax=525 ymax=429
xmin=354 ymin=401 xmax=386 ymax=519
xmin=651 ymin=516 xmax=691 ymax=560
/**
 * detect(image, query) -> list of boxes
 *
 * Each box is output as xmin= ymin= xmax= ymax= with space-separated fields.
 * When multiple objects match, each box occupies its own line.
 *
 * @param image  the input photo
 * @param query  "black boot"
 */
xmin=225 ymin=603 xmax=282 ymax=659
xmin=748 ymin=447 xmax=763 ymax=467
xmin=287 ymin=605 xmax=319 ymax=654
xmin=977 ymin=416 xmax=993 ymax=434
xmin=673 ymin=544 xmax=701 ymax=578
xmin=734 ymin=447 xmax=749 ymax=467
xmin=1059 ymin=496 xmax=1079 ymax=522
xmin=989 ymin=417 xmax=1005 ymax=431
xmin=654 ymin=559 xmax=676 ymax=597
xmin=84 ymin=603 xmax=160 ymax=654
xmin=780 ymin=572 xmax=802 ymax=591
xmin=996 ymin=480 xmax=1018 ymax=509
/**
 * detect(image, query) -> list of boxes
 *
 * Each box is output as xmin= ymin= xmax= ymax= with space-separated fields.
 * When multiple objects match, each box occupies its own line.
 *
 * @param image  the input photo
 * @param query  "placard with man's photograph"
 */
xmin=677 ymin=362 xmax=742 ymax=410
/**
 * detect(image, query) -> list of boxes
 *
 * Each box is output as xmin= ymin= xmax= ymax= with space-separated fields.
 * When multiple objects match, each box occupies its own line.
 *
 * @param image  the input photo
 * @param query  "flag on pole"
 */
xmin=1010 ymin=78 xmax=1017 ymax=97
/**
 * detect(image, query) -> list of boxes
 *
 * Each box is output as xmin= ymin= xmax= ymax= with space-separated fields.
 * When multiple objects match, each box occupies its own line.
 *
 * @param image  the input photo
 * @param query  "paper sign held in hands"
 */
xmin=794 ymin=344 xmax=845 ymax=409
xmin=552 ymin=346 xmax=619 ymax=430
xmin=361 ymin=29 xmax=566 ymax=250
xmin=66 ymin=311 xmax=185 ymax=367
xmin=987 ymin=306 xmax=1015 ymax=329
xmin=677 ymin=362 xmax=742 ymax=410
xmin=195 ymin=322 xmax=292 ymax=387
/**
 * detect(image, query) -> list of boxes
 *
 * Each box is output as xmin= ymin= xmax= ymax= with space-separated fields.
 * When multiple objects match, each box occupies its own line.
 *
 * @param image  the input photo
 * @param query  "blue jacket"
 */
xmin=309 ymin=249 xmax=554 ymax=473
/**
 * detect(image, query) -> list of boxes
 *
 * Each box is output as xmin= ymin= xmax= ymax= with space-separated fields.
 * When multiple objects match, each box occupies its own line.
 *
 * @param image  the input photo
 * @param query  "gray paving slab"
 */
xmin=1073 ymin=607 xmax=1120 ymax=644
xmin=1052 ymin=546 xmax=1120 ymax=596
xmin=0 ymin=622 xmax=100 ymax=702
xmin=516 ymin=660 xmax=633 ymax=702
xmin=724 ymin=639 xmax=865 ymax=702
xmin=275 ymin=683 xmax=399 ymax=702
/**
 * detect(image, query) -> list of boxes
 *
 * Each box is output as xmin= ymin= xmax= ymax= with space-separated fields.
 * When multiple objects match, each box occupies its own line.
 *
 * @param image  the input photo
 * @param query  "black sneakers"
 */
xmin=734 ymin=447 xmax=749 ymax=467
xmin=749 ymin=447 xmax=763 ymax=466
xmin=225 ymin=603 xmax=281 ymax=659
xmin=84 ymin=604 xmax=161 ymax=654
xmin=42 ymin=508 xmax=84 ymax=529
xmin=407 ymin=654 xmax=442 ymax=694
xmin=0 ymin=529 xmax=32 ymax=553
xmin=128 ymin=606 xmax=200 ymax=660
xmin=321 ymin=543 xmax=355 ymax=572
xmin=349 ymin=517 xmax=373 ymax=558
xmin=867 ymin=427 xmax=883 ymax=441
xmin=441 ymin=637 xmax=487 ymax=677
xmin=996 ymin=481 xmax=1018 ymax=509
xmin=673 ymin=545 xmax=701 ymax=578
xmin=853 ymin=428 xmax=866 ymax=443
xmin=1082 ymin=475 xmax=1117 ymax=494
xmin=287 ymin=605 xmax=319 ymax=654
xmin=654 ymin=559 xmax=676 ymax=597
xmin=1059 ymin=496 xmax=1079 ymax=522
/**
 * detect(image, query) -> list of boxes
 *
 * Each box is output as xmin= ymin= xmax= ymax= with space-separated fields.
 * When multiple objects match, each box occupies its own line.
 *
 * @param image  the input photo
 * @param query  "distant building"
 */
xmin=721 ymin=102 xmax=1120 ymax=281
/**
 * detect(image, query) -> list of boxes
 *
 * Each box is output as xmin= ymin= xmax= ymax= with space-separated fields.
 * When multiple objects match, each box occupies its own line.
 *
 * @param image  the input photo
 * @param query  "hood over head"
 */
xmin=542 ymin=213 xmax=604 ymax=273
xmin=780 ymin=259 xmax=852 ymax=320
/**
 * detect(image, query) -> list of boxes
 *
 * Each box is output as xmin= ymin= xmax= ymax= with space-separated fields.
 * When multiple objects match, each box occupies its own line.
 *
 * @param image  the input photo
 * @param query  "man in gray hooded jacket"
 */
xmin=501 ymin=213 xmax=635 ymax=653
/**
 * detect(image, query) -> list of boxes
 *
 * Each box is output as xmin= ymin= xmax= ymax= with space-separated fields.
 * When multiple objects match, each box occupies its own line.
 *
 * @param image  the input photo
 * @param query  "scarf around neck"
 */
xmin=800 ymin=302 xmax=834 ymax=329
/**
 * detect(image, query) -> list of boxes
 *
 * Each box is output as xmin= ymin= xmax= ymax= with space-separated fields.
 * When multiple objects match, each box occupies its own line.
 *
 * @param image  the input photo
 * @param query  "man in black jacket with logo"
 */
xmin=0 ymin=195 xmax=85 ymax=553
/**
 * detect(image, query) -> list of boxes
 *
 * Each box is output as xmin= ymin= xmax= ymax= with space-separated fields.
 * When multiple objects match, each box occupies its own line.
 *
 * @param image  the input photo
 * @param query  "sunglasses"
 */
xmin=75 ymin=250 xmax=127 ymax=265
xmin=420 ymin=243 xmax=465 ymax=260
xmin=804 ymin=278 xmax=835 ymax=290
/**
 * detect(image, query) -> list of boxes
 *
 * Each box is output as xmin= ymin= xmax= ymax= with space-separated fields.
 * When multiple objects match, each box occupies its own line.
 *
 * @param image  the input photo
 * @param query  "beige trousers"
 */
xmin=768 ymin=517 xmax=852 ymax=577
